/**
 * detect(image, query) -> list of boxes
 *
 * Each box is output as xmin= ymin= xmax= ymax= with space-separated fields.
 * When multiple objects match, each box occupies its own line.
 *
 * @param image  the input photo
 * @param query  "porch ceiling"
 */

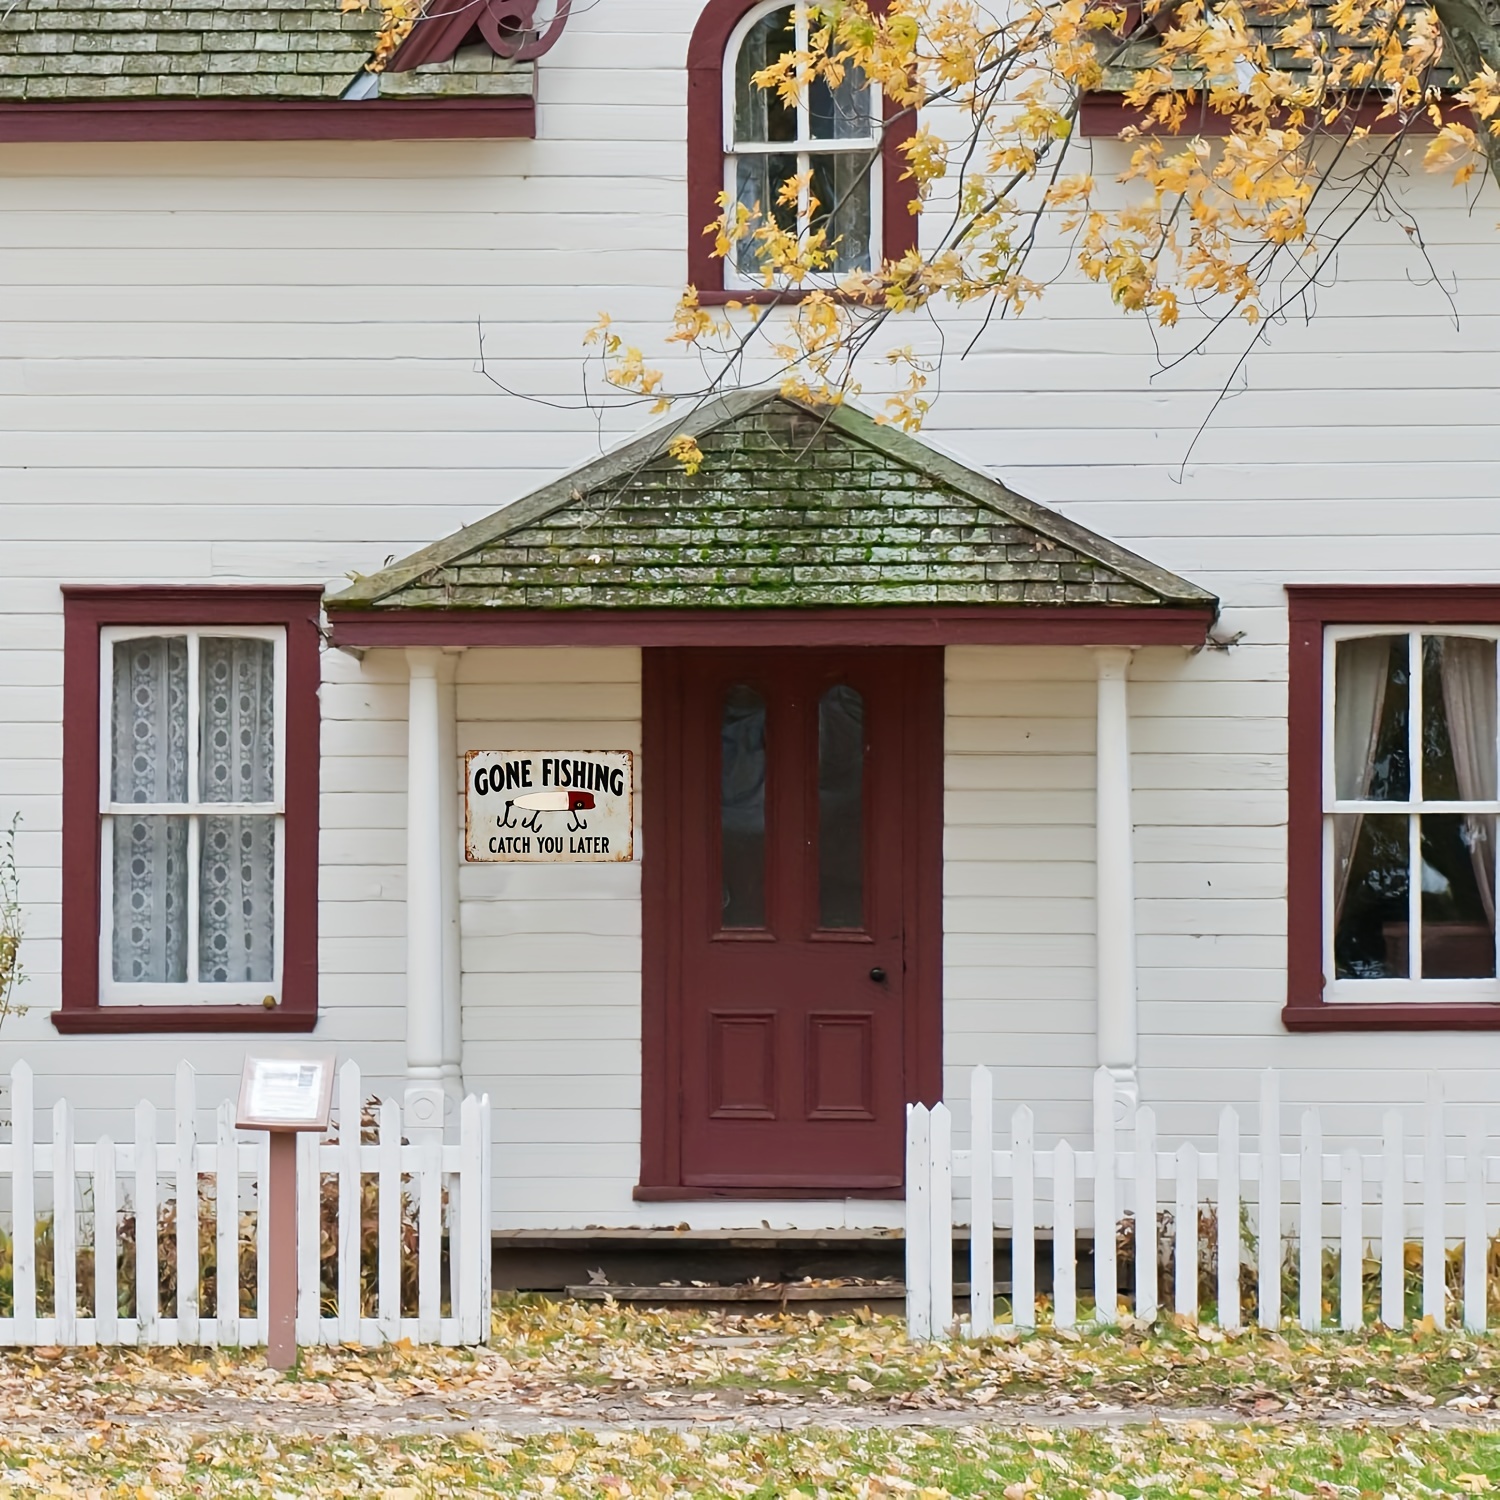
xmin=325 ymin=392 xmax=1217 ymax=647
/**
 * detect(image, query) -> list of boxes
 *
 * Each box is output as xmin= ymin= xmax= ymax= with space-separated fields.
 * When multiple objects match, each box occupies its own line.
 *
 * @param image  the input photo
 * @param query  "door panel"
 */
xmin=676 ymin=650 xmax=909 ymax=1189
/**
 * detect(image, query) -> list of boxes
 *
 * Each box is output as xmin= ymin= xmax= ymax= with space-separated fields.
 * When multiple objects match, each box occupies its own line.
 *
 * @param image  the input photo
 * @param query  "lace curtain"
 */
xmin=109 ymin=634 xmax=276 ymax=988
xmin=111 ymin=638 xmax=189 ymax=983
xmin=198 ymin=638 xmax=276 ymax=984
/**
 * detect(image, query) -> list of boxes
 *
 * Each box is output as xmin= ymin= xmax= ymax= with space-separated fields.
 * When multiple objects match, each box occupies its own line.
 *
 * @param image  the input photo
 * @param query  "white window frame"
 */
xmin=1322 ymin=623 xmax=1500 ymax=1003
xmin=722 ymin=0 xmax=884 ymax=291
xmin=98 ymin=625 xmax=287 ymax=1008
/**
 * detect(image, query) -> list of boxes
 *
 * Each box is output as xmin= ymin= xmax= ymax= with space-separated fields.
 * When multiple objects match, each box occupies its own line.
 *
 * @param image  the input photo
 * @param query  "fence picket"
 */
xmin=95 ymin=1135 xmax=118 ymax=1346
xmin=378 ymin=1099 xmax=402 ymax=1342
xmin=1011 ymin=1104 xmax=1035 ymax=1332
xmin=480 ymin=1095 xmax=493 ymax=1322
xmin=1093 ymin=1067 xmax=1117 ymax=1325
xmin=968 ymin=1067 xmax=994 ymax=1339
xmin=296 ymin=1131 xmax=320 ymax=1345
xmin=1424 ymin=1076 xmax=1446 ymax=1328
xmin=905 ymin=1104 xmax=932 ymax=1341
xmin=53 ymin=1099 xmax=77 ymax=1346
xmin=1465 ymin=1121 xmax=1486 ymax=1334
xmin=0 ymin=1063 xmax=486 ymax=1353
xmin=1217 ymin=1106 xmax=1241 ymax=1332
xmin=1300 ymin=1110 xmax=1323 ymax=1332
xmin=929 ymin=1103 xmax=954 ymax=1338
xmin=1053 ymin=1139 xmax=1077 ymax=1331
xmin=459 ymin=1095 xmax=485 ymax=1345
xmin=12 ymin=1062 xmax=35 ymax=1344
xmin=1381 ymin=1110 xmax=1404 ymax=1329
xmin=216 ymin=1102 xmax=239 ymax=1347
xmin=417 ymin=1137 xmax=443 ymax=1344
xmin=1340 ymin=1147 xmax=1362 ymax=1333
xmin=255 ymin=1132 xmax=271 ymax=1348
xmin=175 ymin=1062 xmax=199 ymax=1346
xmin=1258 ymin=1070 xmax=1281 ymax=1331
xmin=1175 ymin=1143 xmax=1198 ymax=1321
xmin=136 ymin=1100 xmax=158 ymax=1346
xmin=338 ymin=1062 xmax=363 ymax=1344
xmin=1135 ymin=1106 xmax=1157 ymax=1325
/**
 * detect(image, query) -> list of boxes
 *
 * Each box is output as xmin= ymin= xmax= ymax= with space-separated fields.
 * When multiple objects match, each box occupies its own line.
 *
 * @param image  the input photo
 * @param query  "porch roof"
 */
xmin=326 ymin=392 xmax=1217 ymax=648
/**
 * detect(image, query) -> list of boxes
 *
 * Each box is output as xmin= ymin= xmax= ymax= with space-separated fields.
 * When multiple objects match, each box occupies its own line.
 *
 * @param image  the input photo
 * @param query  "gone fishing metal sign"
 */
xmin=464 ymin=750 xmax=634 ymax=862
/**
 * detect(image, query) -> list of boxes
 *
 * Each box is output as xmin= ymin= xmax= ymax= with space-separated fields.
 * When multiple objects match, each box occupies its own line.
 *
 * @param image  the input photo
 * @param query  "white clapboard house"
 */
xmin=2 ymin=0 xmax=1499 ymax=1249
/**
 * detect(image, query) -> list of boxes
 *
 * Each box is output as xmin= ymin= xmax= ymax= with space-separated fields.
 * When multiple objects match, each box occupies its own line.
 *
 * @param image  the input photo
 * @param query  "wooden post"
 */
xmin=265 ymin=1130 xmax=299 ymax=1371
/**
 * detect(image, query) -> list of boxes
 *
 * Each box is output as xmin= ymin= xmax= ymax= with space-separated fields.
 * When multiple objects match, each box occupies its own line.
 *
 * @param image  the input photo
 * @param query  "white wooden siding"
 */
xmin=2 ymin=0 xmax=1500 ymax=1227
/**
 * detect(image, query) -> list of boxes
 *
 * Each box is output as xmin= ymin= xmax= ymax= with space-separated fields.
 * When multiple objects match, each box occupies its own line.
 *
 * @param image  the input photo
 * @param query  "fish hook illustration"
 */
xmin=503 ymin=789 xmax=596 ymax=833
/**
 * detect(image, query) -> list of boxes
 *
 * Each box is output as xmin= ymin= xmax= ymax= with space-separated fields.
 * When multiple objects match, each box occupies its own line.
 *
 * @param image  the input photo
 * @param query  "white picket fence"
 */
xmin=907 ymin=1064 xmax=1494 ymax=1341
xmin=0 ymin=1059 xmax=492 ymax=1348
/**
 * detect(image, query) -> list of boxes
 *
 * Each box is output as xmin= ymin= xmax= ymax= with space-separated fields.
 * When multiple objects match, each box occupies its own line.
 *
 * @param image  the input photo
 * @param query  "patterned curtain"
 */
xmin=111 ymin=638 xmax=189 ymax=984
xmin=198 ymin=638 xmax=276 ymax=984
xmin=108 ymin=635 xmax=276 ymax=987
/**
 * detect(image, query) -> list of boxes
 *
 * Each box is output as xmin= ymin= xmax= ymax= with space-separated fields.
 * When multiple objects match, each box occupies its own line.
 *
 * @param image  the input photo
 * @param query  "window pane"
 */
xmin=199 ymin=814 xmax=276 ymax=984
xmin=818 ymin=684 xmax=864 ymax=928
xmin=1420 ymin=813 xmax=1496 ymax=978
xmin=112 ymin=637 xmax=188 ymax=804
xmin=1334 ymin=635 xmax=1409 ymax=801
xmin=809 ymin=151 xmax=873 ymax=272
xmin=111 ymin=814 xmax=187 ymax=983
xmin=200 ymin=636 xmax=276 ymax=804
xmin=809 ymin=60 xmax=873 ymax=139
xmin=721 ymin=686 xmax=767 ymax=929
xmin=1422 ymin=635 xmax=1496 ymax=802
xmin=734 ymin=152 xmax=799 ymax=275
xmin=733 ymin=4 xmax=797 ymax=143
xmin=1333 ymin=812 xmax=1409 ymax=979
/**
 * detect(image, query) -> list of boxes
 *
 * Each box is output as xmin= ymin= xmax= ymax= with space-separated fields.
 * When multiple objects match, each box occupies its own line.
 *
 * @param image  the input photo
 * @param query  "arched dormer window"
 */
xmin=725 ymin=3 xmax=879 ymax=284
xmin=687 ymin=0 xmax=918 ymax=304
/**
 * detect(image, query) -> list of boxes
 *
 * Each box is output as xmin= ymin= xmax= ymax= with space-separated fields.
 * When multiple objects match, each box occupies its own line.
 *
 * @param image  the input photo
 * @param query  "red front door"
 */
xmin=662 ymin=649 xmax=925 ymax=1191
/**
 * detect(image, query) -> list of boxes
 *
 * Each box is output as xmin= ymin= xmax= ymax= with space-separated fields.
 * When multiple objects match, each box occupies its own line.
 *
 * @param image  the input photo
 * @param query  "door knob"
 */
xmin=869 ymin=967 xmax=887 ymax=983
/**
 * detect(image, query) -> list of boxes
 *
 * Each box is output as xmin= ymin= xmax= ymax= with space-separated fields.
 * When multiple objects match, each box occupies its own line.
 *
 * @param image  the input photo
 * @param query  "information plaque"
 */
xmin=235 ymin=1054 xmax=336 ymax=1133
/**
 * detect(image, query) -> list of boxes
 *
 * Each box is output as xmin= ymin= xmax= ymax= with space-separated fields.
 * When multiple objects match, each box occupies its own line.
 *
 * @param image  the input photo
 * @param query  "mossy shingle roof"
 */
xmin=328 ymin=393 xmax=1217 ymax=613
xmin=0 ymin=0 xmax=530 ymax=102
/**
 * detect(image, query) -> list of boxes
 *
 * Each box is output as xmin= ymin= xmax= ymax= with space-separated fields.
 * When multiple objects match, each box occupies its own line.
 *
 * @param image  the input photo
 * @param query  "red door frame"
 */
xmin=637 ymin=646 xmax=944 ymax=1199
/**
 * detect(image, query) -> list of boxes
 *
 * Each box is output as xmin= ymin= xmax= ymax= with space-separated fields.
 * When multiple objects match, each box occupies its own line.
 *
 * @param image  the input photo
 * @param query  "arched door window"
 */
xmin=722 ymin=1 xmax=881 ymax=285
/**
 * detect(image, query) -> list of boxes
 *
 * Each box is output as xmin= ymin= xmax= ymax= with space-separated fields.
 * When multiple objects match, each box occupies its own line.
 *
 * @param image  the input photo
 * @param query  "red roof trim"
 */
xmin=328 ymin=604 xmax=1217 ymax=649
xmin=1080 ymin=92 xmax=1452 ymax=138
xmin=0 ymin=97 xmax=534 ymax=144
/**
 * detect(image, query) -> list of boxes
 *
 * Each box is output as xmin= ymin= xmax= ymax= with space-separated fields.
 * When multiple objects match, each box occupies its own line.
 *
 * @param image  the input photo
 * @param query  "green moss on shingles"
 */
xmin=331 ymin=395 xmax=1214 ymax=615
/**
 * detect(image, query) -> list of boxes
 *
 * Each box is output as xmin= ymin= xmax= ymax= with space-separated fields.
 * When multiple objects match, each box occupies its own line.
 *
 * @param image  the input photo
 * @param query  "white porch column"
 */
xmin=1094 ymin=647 xmax=1139 ymax=1121
xmin=438 ymin=651 xmax=463 ymax=1100
xmin=405 ymin=647 xmax=448 ymax=1141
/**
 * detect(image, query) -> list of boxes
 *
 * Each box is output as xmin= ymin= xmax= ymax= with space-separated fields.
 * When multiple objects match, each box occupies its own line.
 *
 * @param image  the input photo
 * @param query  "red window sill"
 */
xmin=1283 ymin=1001 xmax=1500 ymax=1031
xmin=0 ymin=98 xmax=534 ymax=144
xmin=635 ymin=1184 xmax=903 ymax=1200
xmin=52 ymin=1006 xmax=319 ymax=1035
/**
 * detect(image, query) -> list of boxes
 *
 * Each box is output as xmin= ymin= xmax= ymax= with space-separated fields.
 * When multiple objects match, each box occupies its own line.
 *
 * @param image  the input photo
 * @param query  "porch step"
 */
xmin=493 ymin=1228 xmax=1081 ymax=1296
xmin=566 ymin=1280 xmax=1011 ymax=1312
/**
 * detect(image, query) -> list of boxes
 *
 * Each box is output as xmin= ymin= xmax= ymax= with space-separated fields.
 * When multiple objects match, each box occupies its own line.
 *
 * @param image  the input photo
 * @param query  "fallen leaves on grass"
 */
xmin=0 ymin=1418 xmax=1496 ymax=1496
xmin=0 ymin=1297 xmax=1499 ymax=1431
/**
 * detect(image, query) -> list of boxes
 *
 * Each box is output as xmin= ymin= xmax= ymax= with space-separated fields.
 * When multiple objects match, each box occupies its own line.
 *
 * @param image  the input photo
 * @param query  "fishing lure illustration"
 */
xmin=500 ymin=789 xmax=596 ymax=833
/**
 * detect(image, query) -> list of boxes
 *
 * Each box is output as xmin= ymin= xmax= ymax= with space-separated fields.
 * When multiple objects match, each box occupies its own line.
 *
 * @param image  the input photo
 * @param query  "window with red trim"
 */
xmin=686 ymin=0 xmax=918 ymax=304
xmin=1287 ymin=586 xmax=1500 ymax=1031
xmin=57 ymin=588 xmax=322 ymax=1035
